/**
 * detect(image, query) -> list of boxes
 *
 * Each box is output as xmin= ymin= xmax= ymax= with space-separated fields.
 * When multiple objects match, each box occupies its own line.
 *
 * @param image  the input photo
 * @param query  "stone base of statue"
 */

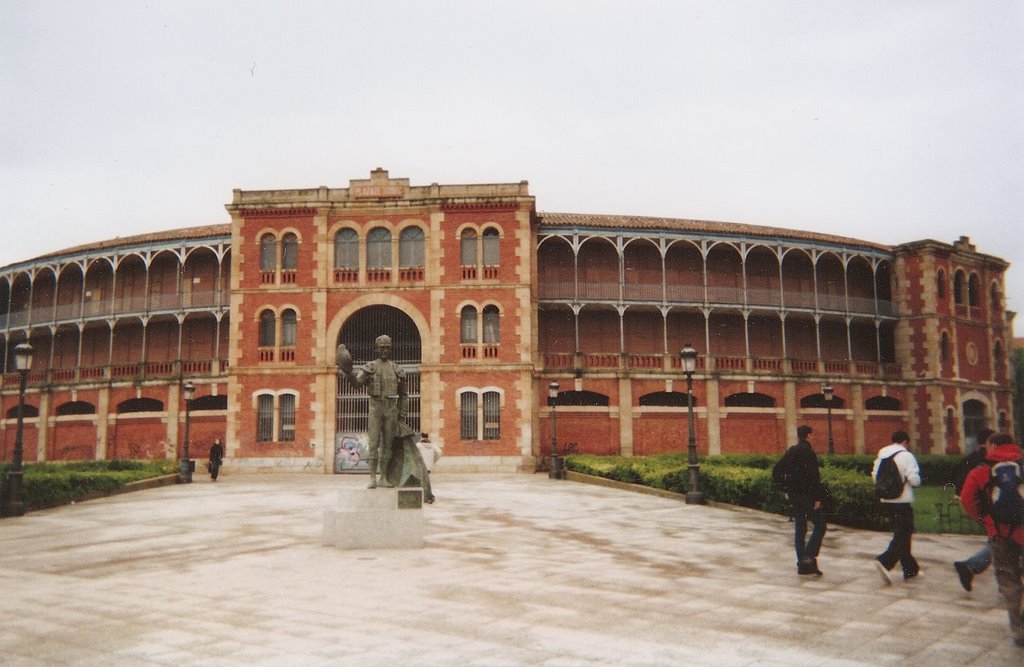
xmin=322 ymin=487 xmax=424 ymax=550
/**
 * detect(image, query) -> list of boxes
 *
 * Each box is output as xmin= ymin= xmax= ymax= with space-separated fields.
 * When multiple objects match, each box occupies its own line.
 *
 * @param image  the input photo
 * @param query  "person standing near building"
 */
xmin=208 ymin=437 xmax=224 ymax=481
xmin=953 ymin=427 xmax=995 ymax=591
xmin=416 ymin=433 xmax=443 ymax=503
xmin=773 ymin=425 xmax=827 ymax=575
xmin=872 ymin=430 xmax=921 ymax=584
xmin=960 ymin=432 xmax=1024 ymax=646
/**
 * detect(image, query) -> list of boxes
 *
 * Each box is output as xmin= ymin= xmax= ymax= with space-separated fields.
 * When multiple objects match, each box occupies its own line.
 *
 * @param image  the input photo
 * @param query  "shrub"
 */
xmin=1 ymin=460 xmax=177 ymax=512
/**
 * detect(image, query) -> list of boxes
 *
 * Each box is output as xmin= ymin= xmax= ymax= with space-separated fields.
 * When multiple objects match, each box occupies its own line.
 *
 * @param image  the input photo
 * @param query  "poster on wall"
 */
xmin=334 ymin=432 xmax=369 ymax=474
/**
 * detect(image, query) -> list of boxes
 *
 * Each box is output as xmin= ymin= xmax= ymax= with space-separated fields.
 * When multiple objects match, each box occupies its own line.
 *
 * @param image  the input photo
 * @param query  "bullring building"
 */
xmin=0 ymin=169 xmax=1014 ymax=473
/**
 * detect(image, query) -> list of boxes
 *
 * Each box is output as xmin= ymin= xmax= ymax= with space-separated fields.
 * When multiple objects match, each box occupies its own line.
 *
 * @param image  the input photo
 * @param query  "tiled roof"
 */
xmin=29 ymin=223 xmax=231 ymax=263
xmin=537 ymin=212 xmax=892 ymax=252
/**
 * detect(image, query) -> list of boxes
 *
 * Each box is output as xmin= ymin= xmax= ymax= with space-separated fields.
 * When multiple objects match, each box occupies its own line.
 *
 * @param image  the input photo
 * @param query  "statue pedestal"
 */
xmin=322 ymin=487 xmax=424 ymax=550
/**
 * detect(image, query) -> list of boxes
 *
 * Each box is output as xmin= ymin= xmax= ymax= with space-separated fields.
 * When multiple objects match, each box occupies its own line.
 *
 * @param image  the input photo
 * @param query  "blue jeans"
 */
xmin=793 ymin=505 xmax=827 ymax=563
xmin=963 ymin=543 xmax=992 ymax=574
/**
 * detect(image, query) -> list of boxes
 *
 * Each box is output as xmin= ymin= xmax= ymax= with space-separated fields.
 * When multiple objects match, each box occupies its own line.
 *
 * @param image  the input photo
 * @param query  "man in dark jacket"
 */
xmin=774 ymin=425 xmax=827 ymax=575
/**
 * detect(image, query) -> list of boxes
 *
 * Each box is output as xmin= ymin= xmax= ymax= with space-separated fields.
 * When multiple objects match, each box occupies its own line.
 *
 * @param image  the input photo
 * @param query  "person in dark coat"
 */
xmin=774 ymin=425 xmax=828 ymax=575
xmin=208 ymin=437 xmax=224 ymax=481
xmin=952 ymin=427 xmax=995 ymax=591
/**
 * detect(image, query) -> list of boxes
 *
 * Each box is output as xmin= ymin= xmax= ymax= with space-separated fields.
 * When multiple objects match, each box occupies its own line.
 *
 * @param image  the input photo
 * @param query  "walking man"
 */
xmin=872 ymin=430 xmax=921 ymax=584
xmin=773 ymin=425 xmax=827 ymax=575
xmin=960 ymin=432 xmax=1024 ymax=646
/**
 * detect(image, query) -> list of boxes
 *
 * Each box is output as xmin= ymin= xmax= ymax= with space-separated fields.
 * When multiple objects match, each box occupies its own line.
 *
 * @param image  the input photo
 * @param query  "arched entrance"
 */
xmin=335 ymin=305 xmax=422 ymax=472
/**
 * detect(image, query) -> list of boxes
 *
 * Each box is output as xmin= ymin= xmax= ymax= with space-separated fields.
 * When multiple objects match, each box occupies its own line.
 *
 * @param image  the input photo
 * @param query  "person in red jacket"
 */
xmin=960 ymin=432 xmax=1024 ymax=647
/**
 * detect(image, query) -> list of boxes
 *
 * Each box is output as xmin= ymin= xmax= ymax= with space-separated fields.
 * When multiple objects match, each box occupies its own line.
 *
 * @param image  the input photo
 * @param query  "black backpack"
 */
xmin=874 ymin=451 xmax=905 ymax=500
xmin=772 ymin=453 xmax=792 ymax=491
xmin=983 ymin=459 xmax=1024 ymax=529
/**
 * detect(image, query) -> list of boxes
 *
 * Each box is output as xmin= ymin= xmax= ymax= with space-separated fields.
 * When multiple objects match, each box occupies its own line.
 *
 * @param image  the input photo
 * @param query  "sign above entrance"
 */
xmin=351 ymin=184 xmax=406 ymax=199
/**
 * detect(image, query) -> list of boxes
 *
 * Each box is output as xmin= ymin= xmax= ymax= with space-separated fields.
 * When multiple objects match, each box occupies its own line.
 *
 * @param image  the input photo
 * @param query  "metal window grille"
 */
xmin=367 ymin=228 xmax=392 ymax=269
xmin=482 ymin=391 xmax=500 ymax=440
xmin=279 ymin=394 xmax=296 ymax=441
xmin=460 ymin=392 xmax=478 ymax=440
xmin=257 ymin=394 xmax=274 ymax=441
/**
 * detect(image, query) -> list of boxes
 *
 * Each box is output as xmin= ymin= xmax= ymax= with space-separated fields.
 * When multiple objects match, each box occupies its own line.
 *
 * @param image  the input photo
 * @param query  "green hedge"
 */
xmin=1 ymin=460 xmax=177 ymax=512
xmin=564 ymin=453 xmax=963 ymax=532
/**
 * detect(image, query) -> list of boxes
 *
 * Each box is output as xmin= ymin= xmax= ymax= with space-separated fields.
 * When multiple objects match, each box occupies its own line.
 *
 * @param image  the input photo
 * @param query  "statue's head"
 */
xmin=375 ymin=335 xmax=393 ymax=358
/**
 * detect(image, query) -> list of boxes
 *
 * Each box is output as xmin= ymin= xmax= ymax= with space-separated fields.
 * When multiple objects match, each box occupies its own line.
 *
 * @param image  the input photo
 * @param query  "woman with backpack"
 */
xmin=960 ymin=432 xmax=1024 ymax=647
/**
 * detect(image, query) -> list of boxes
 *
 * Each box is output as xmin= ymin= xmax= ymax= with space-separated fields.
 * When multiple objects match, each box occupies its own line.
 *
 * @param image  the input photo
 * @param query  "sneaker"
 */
xmin=954 ymin=561 xmax=973 ymax=592
xmin=875 ymin=559 xmax=893 ymax=585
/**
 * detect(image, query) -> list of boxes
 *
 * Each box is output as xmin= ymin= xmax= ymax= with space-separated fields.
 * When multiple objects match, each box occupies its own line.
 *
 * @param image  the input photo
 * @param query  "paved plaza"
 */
xmin=0 ymin=472 xmax=1020 ymax=666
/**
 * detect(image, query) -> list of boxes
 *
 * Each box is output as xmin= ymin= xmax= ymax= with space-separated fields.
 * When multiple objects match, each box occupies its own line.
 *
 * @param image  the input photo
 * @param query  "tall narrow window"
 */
xmin=482 ymin=227 xmax=500 ymax=265
xmin=281 ymin=309 xmax=297 ymax=347
xmin=257 ymin=394 xmax=274 ymax=441
xmin=334 ymin=228 xmax=359 ymax=270
xmin=281 ymin=233 xmax=298 ymax=271
xmin=968 ymin=273 xmax=980 ymax=307
xmin=936 ymin=270 xmax=946 ymax=299
xmin=279 ymin=394 xmax=296 ymax=442
xmin=460 ymin=392 xmax=478 ymax=440
xmin=461 ymin=229 xmax=478 ymax=280
xmin=259 ymin=310 xmax=276 ymax=347
xmin=482 ymin=305 xmax=500 ymax=343
xmin=367 ymin=228 xmax=392 ymax=269
xmin=461 ymin=306 xmax=478 ymax=343
xmin=940 ymin=332 xmax=950 ymax=363
xmin=990 ymin=283 xmax=1000 ymax=312
xmin=953 ymin=270 xmax=965 ymax=305
xmin=482 ymin=391 xmax=500 ymax=440
xmin=259 ymin=234 xmax=277 ymax=272
xmin=399 ymin=227 xmax=425 ymax=268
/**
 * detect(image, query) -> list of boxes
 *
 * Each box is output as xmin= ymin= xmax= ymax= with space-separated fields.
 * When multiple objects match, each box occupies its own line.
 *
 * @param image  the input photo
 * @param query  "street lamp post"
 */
xmin=548 ymin=381 xmax=561 ymax=479
xmin=4 ymin=343 xmax=34 ymax=516
xmin=822 ymin=384 xmax=835 ymax=456
xmin=179 ymin=381 xmax=196 ymax=483
xmin=680 ymin=344 xmax=704 ymax=505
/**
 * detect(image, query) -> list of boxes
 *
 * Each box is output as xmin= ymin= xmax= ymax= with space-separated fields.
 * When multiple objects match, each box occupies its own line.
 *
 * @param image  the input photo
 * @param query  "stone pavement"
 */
xmin=0 ymin=473 xmax=1020 ymax=666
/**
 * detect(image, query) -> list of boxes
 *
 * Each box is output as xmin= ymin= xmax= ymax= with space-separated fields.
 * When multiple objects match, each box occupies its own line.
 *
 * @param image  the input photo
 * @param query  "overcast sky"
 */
xmin=2 ymin=1 xmax=1022 ymax=314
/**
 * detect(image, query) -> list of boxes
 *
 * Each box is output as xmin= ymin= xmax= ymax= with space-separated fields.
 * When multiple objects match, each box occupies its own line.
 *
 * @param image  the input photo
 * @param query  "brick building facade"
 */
xmin=1 ymin=170 xmax=1014 ymax=472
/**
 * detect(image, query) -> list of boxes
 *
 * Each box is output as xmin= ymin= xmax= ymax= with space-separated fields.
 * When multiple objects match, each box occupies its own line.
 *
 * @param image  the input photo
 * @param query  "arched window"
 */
xmin=460 ymin=306 xmax=478 ymax=343
xmin=639 ymin=391 xmax=690 ymax=407
xmin=968 ymin=273 xmax=980 ymax=307
xmin=399 ymin=227 xmax=425 ymax=268
xmin=555 ymin=390 xmax=610 ymax=407
xmin=259 ymin=310 xmax=276 ymax=347
xmin=990 ymin=283 xmax=1001 ymax=312
xmin=953 ymin=270 xmax=966 ymax=305
xmin=800 ymin=393 xmax=845 ymax=409
xmin=56 ymin=400 xmax=96 ymax=416
xmin=117 ymin=397 xmax=164 ymax=413
xmin=190 ymin=395 xmax=227 ymax=411
xmin=482 ymin=228 xmax=500 ymax=266
xmin=278 ymin=393 xmax=296 ymax=441
xmin=482 ymin=391 xmax=501 ymax=440
xmin=865 ymin=396 xmax=901 ymax=411
xmin=334 ymin=228 xmax=359 ymax=270
xmin=460 ymin=229 xmax=478 ymax=267
xmin=281 ymin=233 xmax=298 ymax=271
xmin=281 ymin=309 xmax=297 ymax=347
xmin=6 ymin=404 xmax=39 ymax=418
xmin=994 ymin=341 xmax=1004 ymax=379
xmin=259 ymin=234 xmax=277 ymax=272
xmin=482 ymin=305 xmax=500 ymax=344
xmin=724 ymin=392 xmax=776 ymax=408
xmin=366 ymin=228 xmax=391 ymax=269
xmin=257 ymin=394 xmax=274 ymax=441
xmin=940 ymin=332 xmax=950 ymax=363
xmin=936 ymin=270 xmax=946 ymax=299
